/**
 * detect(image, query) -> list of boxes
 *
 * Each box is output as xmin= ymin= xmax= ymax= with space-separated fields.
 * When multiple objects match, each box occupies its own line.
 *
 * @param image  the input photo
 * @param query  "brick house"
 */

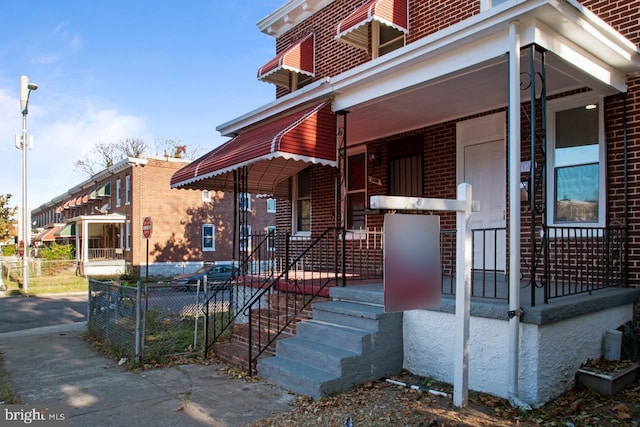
xmin=32 ymin=155 xmax=275 ymax=277
xmin=171 ymin=0 xmax=640 ymax=407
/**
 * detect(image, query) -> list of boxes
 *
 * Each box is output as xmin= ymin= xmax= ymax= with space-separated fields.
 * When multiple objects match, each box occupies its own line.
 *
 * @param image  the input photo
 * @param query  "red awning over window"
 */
xmin=171 ymin=102 xmax=336 ymax=196
xmin=336 ymin=0 xmax=408 ymax=50
xmin=258 ymin=34 xmax=315 ymax=88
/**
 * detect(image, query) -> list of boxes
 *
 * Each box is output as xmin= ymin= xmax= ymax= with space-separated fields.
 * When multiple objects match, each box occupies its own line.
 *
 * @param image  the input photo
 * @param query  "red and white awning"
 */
xmin=171 ymin=101 xmax=336 ymax=196
xmin=335 ymin=0 xmax=408 ymax=50
xmin=258 ymin=34 xmax=315 ymax=88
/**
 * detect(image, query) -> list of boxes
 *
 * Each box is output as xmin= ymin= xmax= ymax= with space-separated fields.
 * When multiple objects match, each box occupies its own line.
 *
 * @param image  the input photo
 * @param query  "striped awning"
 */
xmin=171 ymin=102 xmax=337 ymax=196
xmin=54 ymin=223 xmax=75 ymax=238
xmin=33 ymin=225 xmax=63 ymax=242
xmin=335 ymin=0 xmax=408 ymax=50
xmin=258 ymin=34 xmax=315 ymax=88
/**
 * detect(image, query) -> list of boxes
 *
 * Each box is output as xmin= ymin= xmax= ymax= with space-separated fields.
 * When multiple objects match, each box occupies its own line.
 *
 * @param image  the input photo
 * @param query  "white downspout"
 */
xmin=508 ymin=20 xmax=529 ymax=409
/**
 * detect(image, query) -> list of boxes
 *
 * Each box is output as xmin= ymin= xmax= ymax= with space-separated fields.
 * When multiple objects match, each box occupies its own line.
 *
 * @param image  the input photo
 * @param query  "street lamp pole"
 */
xmin=19 ymin=75 xmax=38 ymax=294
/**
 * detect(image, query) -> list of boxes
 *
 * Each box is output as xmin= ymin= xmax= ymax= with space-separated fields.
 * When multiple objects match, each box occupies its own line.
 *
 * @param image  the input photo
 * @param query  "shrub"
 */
xmin=1 ymin=245 xmax=15 ymax=256
xmin=38 ymin=242 xmax=74 ymax=260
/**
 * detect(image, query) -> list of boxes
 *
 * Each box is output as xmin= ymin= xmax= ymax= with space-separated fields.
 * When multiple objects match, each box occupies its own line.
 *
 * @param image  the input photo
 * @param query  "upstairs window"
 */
xmin=372 ymin=21 xmax=405 ymax=59
xmin=267 ymin=198 xmax=276 ymax=213
xmin=115 ymin=178 xmax=122 ymax=208
xmin=257 ymin=34 xmax=315 ymax=92
xmin=335 ymin=0 xmax=408 ymax=59
xmin=480 ymin=0 xmax=509 ymax=11
xmin=239 ymin=193 xmax=251 ymax=211
xmin=125 ymin=175 xmax=131 ymax=205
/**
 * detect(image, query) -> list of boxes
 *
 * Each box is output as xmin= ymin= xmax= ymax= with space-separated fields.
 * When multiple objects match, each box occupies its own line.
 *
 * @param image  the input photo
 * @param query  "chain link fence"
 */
xmin=87 ymin=279 xmax=206 ymax=364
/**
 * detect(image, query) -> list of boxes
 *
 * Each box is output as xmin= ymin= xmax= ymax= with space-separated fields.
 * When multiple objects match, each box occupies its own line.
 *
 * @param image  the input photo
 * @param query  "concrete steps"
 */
xmin=258 ymin=283 xmax=403 ymax=399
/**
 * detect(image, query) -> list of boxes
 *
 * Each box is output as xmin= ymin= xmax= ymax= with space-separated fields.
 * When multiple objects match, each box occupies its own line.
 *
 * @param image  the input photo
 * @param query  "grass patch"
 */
xmin=3 ymin=275 xmax=88 ymax=295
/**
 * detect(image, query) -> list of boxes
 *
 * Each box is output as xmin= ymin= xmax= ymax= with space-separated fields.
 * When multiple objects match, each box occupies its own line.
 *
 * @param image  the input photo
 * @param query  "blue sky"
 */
xmin=0 ymin=1 xmax=283 ymax=209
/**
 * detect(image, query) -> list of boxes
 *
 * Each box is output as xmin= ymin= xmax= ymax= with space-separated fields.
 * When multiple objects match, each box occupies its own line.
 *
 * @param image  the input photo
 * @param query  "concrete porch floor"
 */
xmin=339 ymin=280 xmax=638 ymax=326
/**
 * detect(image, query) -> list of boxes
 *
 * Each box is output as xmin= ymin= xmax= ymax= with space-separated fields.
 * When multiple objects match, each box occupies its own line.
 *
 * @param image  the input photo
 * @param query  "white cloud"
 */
xmin=0 ymin=87 xmax=147 ymax=210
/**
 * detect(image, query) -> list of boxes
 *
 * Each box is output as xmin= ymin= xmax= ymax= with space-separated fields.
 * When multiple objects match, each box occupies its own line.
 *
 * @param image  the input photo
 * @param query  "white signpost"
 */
xmin=370 ymin=182 xmax=474 ymax=408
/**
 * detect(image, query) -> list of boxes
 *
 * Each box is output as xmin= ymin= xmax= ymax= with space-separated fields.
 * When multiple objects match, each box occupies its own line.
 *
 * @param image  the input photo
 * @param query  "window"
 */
xmin=202 ymin=190 xmax=212 ymax=203
xmin=480 ymin=0 xmax=509 ymax=11
xmin=547 ymin=94 xmax=604 ymax=226
xmin=125 ymin=220 xmax=131 ymax=250
xmin=372 ymin=21 xmax=405 ymax=59
xmin=388 ymin=135 xmax=423 ymax=197
xmin=202 ymin=224 xmax=215 ymax=251
xmin=240 ymin=225 xmax=252 ymax=252
xmin=267 ymin=198 xmax=276 ymax=213
xmin=239 ymin=193 xmax=251 ymax=211
xmin=292 ymin=72 xmax=313 ymax=91
xmin=267 ymin=226 xmax=276 ymax=251
xmin=115 ymin=179 xmax=121 ymax=207
xmin=125 ymin=175 xmax=131 ymax=205
xmin=347 ymin=152 xmax=366 ymax=230
xmin=293 ymin=168 xmax=311 ymax=234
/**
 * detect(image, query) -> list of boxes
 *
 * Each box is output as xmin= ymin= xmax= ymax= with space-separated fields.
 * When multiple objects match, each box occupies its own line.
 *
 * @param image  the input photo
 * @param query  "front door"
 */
xmin=457 ymin=113 xmax=506 ymax=272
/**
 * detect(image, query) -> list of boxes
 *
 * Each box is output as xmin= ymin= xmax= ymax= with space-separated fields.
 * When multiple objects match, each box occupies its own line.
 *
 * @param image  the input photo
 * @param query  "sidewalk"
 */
xmin=0 ymin=322 xmax=297 ymax=426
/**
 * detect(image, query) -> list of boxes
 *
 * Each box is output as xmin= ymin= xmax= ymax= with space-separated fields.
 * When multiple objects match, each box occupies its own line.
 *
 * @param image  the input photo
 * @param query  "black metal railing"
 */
xmin=246 ymin=227 xmax=345 ymax=373
xmin=441 ymin=227 xmax=508 ymax=300
xmin=542 ymin=225 xmax=627 ymax=304
xmin=203 ymin=228 xmax=346 ymax=373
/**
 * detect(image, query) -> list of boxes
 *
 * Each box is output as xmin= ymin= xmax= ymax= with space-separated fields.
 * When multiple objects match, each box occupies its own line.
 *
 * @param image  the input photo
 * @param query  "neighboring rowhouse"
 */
xmin=171 ymin=0 xmax=640 ymax=407
xmin=32 ymin=155 xmax=275 ymax=277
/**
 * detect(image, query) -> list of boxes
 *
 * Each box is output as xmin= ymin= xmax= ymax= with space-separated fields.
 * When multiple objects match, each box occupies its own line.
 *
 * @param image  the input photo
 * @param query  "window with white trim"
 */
xmin=293 ymin=168 xmax=311 ymax=235
xmin=202 ymin=224 xmax=215 ymax=251
xmin=125 ymin=175 xmax=131 ymax=205
xmin=346 ymin=152 xmax=366 ymax=230
xmin=240 ymin=225 xmax=252 ymax=252
xmin=547 ymin=93 xmax=605 ymax=226
xmin=372 ymin=21 xmax=405 ymax=59
xmin=116 ymin=179 xmax=122 ymax=207
xmin=239 ymin=193 xmax=251 ymax=211
xmin=202 ymin=190 xmax=212 ymax=203
xmin=267 ymin=198 xmax=276 ymax=213
xmin=266 ymin=226 xmax=276 ymax=251
xmin=480 ymin=0 xmax=509 ymax=11
xmin=125 ymin=220 xmax=131 ymax=250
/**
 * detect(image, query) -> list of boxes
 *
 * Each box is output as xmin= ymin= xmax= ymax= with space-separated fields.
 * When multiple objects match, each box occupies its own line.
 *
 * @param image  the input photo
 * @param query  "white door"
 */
xmin=464 ymin=140 xmax=506 ymax=271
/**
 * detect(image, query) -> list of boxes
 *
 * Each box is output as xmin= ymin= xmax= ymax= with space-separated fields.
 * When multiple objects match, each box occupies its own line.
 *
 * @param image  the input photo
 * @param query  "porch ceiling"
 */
xmin=339 ymin=50 xmax=585 ymax=145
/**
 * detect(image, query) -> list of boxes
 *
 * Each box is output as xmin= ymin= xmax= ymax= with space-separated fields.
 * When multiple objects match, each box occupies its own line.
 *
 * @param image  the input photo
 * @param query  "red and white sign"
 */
xmin=18 ymin=240 xmax=25 ymax=257
xmin=142 ymin=216 xmax=153 ymax=239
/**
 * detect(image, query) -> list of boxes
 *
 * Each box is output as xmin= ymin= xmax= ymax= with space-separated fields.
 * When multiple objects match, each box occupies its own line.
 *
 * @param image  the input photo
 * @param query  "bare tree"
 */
xmin=117 ymin=138 xmax=147 ymax=158
xmin=73 ymin=142 xmax=120 ymax=177
xmin=153 ymin=138 xmax=202 ymax=160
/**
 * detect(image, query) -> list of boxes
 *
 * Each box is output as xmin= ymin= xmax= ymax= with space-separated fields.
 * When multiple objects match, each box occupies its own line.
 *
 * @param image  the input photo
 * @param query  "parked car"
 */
xmin=172 ymin=264 xmax=237 ymax=291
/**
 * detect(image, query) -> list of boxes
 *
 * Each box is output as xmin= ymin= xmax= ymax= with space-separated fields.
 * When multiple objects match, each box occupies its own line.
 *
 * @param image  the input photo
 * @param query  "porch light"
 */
xmin=585 ymin=104 xmax=597 ymax=110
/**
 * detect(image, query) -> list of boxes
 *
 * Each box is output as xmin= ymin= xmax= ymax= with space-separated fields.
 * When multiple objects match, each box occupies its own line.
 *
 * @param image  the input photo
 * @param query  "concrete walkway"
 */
xmin=0 ymin=322 xmax=297 ymax=426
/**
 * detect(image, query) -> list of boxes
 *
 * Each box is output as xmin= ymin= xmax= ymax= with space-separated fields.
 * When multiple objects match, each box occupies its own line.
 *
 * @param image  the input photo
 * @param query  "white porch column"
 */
xmin=508 ymin=20 xmax=523 ymax=406
xmin=82 ymin=220 xmax=89 ymax=265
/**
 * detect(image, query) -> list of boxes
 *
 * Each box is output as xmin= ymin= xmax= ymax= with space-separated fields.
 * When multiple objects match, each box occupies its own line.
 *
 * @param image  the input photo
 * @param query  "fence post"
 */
xmin=135 ymin=280 xmax=141 ymax=364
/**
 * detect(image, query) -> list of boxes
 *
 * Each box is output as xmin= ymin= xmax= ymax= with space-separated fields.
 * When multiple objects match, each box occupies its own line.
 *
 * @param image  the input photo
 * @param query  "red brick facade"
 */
xmin=32 ymin=156 xmax=275 ymax=275
xmin=266 ymin=0 xmax=640 ymax=292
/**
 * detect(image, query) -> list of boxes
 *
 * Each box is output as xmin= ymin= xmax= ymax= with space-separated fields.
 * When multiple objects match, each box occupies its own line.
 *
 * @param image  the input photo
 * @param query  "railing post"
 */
xmin=285 ymin=232 xmax=290 ymax=283
xmin=341 ymin=227 xmax=347 ymax=286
